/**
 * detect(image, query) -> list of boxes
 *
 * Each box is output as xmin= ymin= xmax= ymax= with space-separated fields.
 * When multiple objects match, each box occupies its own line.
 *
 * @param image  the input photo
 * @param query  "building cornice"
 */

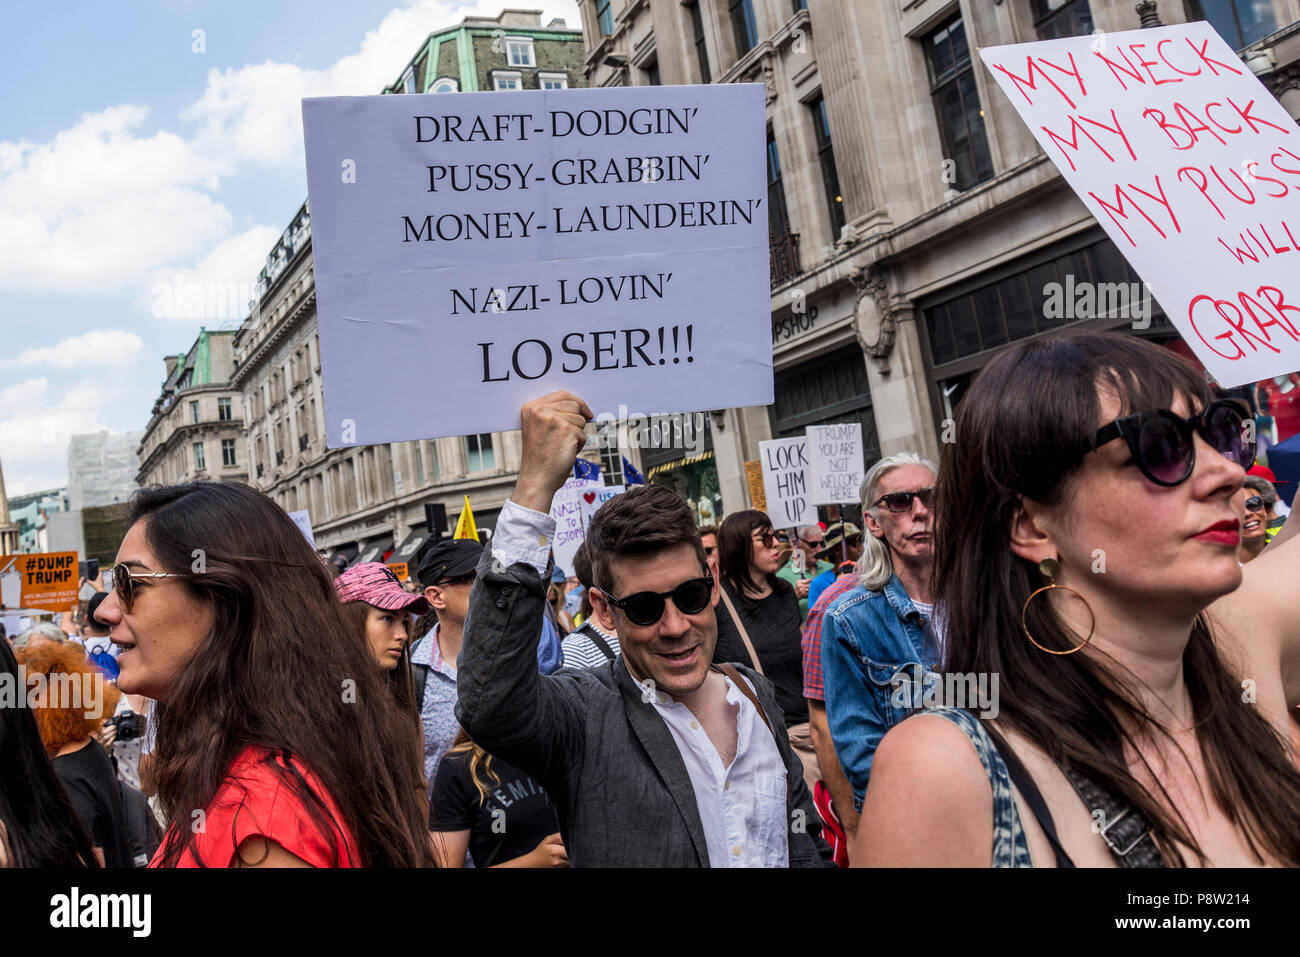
xmin=230 ymin=289 xmax=316 ymax=388
xmin=139 ymin=382 xmax=242 ymax=447
xmin=136 ymin=418 xmax=246 ymax=479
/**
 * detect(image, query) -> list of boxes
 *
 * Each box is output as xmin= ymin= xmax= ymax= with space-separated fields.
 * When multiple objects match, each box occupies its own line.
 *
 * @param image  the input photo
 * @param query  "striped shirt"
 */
xmin=560 ymin=622 xmax=622 ymax=670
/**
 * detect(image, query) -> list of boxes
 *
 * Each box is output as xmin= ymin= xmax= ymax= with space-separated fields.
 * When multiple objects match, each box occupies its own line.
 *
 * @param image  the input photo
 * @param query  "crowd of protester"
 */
xmin=3 ymin=331 xmax=1299 ymax=868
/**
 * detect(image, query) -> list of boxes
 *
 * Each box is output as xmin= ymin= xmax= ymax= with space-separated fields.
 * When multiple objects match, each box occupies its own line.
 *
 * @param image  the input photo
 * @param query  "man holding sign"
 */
xmin=456 ymin=391 xmax=830 ymax=867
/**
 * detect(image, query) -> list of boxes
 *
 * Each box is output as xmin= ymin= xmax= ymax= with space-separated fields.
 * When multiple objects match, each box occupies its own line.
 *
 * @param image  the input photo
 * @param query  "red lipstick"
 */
xmin=1193 ymin=519 xmax=1239 ymax=547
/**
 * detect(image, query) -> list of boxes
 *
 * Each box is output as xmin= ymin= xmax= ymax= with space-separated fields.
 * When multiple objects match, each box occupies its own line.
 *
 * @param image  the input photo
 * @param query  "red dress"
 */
xmin=149 ymin=747 xmax=360 ymax=868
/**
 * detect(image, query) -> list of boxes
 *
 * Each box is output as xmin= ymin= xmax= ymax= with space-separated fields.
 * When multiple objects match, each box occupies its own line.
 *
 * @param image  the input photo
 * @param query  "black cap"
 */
xmin=86 ymin=591 xmax=111 ymax=630
xmin=417 ymin=538 xmax=483 ymax=586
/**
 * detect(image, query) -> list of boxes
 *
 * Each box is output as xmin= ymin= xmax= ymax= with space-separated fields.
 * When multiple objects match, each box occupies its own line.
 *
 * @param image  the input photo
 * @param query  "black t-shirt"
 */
xmin=430 ymin=750 xmax=559 ymax=867
xmin=51 ymin=739 xmax=136 ymax=868
xmin=713 ymin=579 xmax=809 ymax=727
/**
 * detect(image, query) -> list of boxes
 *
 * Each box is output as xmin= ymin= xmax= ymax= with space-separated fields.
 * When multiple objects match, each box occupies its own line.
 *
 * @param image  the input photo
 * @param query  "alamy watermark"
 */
xmin=890 ymin=664 xmax=999 ymax=719
xmin=592 ymin=405 xmax=708 ymax=458
xmin=1042 ymin=275 xmax=1152 ymax=329
xmin=151 ymin=274 xmax=255 ymax=321
xmin=0 ymin=666 xmax=106 ymax=719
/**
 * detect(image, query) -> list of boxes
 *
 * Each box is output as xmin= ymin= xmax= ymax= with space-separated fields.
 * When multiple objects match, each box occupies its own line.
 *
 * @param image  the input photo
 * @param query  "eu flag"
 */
xmin=622 ymin=456 xmax=646 ymax=486
xmin=573 ymin=459 xmax=602 ymax=482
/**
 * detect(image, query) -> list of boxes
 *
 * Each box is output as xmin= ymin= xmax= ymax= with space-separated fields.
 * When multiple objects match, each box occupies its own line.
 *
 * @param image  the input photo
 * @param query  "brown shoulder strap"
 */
xmin=717 ymin=584 xmax=764 ymax=674
xmin=715 ymin=663 xmax=774 ymax=737
xmin=715 ymin=664 xmax=791 ymax=802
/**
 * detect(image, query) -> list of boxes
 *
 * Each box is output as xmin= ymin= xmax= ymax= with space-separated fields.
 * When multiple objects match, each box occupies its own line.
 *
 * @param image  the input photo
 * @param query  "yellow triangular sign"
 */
xmin=453 ymin=495 xmax=479 ymax=541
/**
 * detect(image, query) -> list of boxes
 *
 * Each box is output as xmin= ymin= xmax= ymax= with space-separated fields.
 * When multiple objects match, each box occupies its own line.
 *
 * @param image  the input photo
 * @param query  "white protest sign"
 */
xmin=302 ymin=85 xmax=772 ymax=447
xmin=805 ymin=423 xmax=864 ymax=506
xmin=759 ymin=436 xmax=817 ymax=529
xmin=548 ymin=477 xmax=599 ymax=577
xmin=579 ymin=484 xmax=624 ymax=529
xmin=980 ymin=22 xmax=1300 ymax=387
xmin=288 ymin=509 xmax=315 ymax=548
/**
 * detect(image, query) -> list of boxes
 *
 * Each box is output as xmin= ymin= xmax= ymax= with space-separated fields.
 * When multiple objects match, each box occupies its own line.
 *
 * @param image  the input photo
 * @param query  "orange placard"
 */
xmin=386 ymin=562 xmax=409 ymax=581
xmin=744 ymin=459 xmax=767 ymax=512
xmin=0 ymin=551 xmax=80 ymax=613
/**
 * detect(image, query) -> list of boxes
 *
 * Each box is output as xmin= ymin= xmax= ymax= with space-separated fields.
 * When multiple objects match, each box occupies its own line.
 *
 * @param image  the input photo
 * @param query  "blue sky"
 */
xmin=0 ymin=0 xmax=575 ymax=496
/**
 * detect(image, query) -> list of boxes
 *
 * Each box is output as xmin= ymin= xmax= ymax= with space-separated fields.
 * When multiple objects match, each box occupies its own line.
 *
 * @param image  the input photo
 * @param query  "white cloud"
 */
xmin=146 ymin=225 xmax=281 ymax=322
xmin=0 ymin=1 xmax=579 ymax=297
xmin=185 ymin=1 xmax=580 ymax=167
xmin=0 ymin=105 xmax=231 ymax=292
xmin=0 ymin=377 xmax=49 ymax=409
xmin=0 ymin=378 xmax=118 ymax=492
xmin=6 ymin=330 xmax=144 ymax=370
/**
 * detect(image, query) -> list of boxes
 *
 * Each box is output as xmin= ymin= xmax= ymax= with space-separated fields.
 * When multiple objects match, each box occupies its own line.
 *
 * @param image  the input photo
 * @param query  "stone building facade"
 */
xmin=231 ymin=10 xmax=588 ymax=568
xmin=576 ymin=0 xmax=1300 ymax=519
xmin=383 ymin=8 xmax=584 ymax=93
xmin=137 ymin=329 xmax=248 ymax=488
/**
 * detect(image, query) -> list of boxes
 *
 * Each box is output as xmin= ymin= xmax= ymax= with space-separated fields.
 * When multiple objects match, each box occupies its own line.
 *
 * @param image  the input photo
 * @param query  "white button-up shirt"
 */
xmin=641 ymin=675 xmax=789 ymax=867
xmin=491 ymin=497 xmax=791 ymax=867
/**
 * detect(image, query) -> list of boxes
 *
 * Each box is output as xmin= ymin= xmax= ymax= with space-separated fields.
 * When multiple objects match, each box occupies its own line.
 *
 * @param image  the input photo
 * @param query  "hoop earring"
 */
xmin=1021 ymin=557 xmax=1095 ymax=656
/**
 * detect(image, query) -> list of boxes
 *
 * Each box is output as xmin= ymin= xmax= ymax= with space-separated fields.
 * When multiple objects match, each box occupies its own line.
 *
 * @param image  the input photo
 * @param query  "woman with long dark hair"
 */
xmin=95 ymin=481 xmax=436 ymax=867
xmin=711 ymin=509 xmax=816 ymax=788
xmin=334 ymin=562 xmax=430 ymax=722
xmin=858 ymin=332 xmax=1300 ymax=867
xmin=0 ymin=635 xmax=98 ymax=867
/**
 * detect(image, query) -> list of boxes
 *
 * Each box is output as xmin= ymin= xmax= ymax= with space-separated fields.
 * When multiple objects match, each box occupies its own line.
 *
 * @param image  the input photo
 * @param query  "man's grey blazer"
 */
xmin=456 ymin=547 xmax=833 ymax=867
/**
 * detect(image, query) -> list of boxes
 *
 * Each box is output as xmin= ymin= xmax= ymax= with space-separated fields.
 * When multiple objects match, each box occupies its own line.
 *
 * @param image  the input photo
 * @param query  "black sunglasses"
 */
xmin=873 ymin=487 xmax=936 ymax=512
xmin=434 ymin=571 xmax=477 ymax=588
xmin=1245 ymin=495 xmax=1266 ymax=512
xmin=1086 ymin=398 xmax=1254 ymax=487
xmin=602 ymin=574 xmax=714 ymax=626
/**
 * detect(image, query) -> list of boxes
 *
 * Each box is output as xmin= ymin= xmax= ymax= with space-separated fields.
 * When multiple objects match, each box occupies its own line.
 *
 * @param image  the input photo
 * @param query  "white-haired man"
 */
xmin=819 ymin=452 xmax=940 ymax=810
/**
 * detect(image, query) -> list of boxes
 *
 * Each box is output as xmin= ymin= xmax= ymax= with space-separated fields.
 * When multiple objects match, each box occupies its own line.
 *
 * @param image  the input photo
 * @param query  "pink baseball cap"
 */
xmin=333 ymin=562 xmax=431 ymax=614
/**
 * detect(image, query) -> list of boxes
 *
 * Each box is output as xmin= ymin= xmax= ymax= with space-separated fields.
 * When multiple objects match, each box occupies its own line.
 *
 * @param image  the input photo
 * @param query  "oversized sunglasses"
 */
xmin=1245 ymin=495 xmax=1266 ymax=512
xmin=109 ymin=565 xmax=183 ymax=613
xmin=873 ymin=487 xmax=936 ymax=512
xmin=602 ymin=574 xmax=714 ymax=626
xmin=1086 ymin=398 xmax=1254 ymax=486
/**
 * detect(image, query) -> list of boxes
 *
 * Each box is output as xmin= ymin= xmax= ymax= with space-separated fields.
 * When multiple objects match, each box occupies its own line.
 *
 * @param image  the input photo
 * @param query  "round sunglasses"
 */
xmin=601 ymin=574 xmax=714 ymax=626
xmin=1085 ymin=398 xmax=1255 ymax=486
xmin=1245 ymin=495 xmax=1266 ymax=512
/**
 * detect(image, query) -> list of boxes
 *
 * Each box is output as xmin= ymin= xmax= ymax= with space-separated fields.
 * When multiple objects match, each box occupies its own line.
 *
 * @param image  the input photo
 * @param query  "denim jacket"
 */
xmin=820 ymin=575 xmax=940 ymax=810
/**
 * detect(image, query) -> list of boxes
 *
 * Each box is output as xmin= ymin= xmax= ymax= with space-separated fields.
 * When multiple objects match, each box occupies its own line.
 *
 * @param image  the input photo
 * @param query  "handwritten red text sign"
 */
xmin=981 ymin=22 xmax=1300 ymax=386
